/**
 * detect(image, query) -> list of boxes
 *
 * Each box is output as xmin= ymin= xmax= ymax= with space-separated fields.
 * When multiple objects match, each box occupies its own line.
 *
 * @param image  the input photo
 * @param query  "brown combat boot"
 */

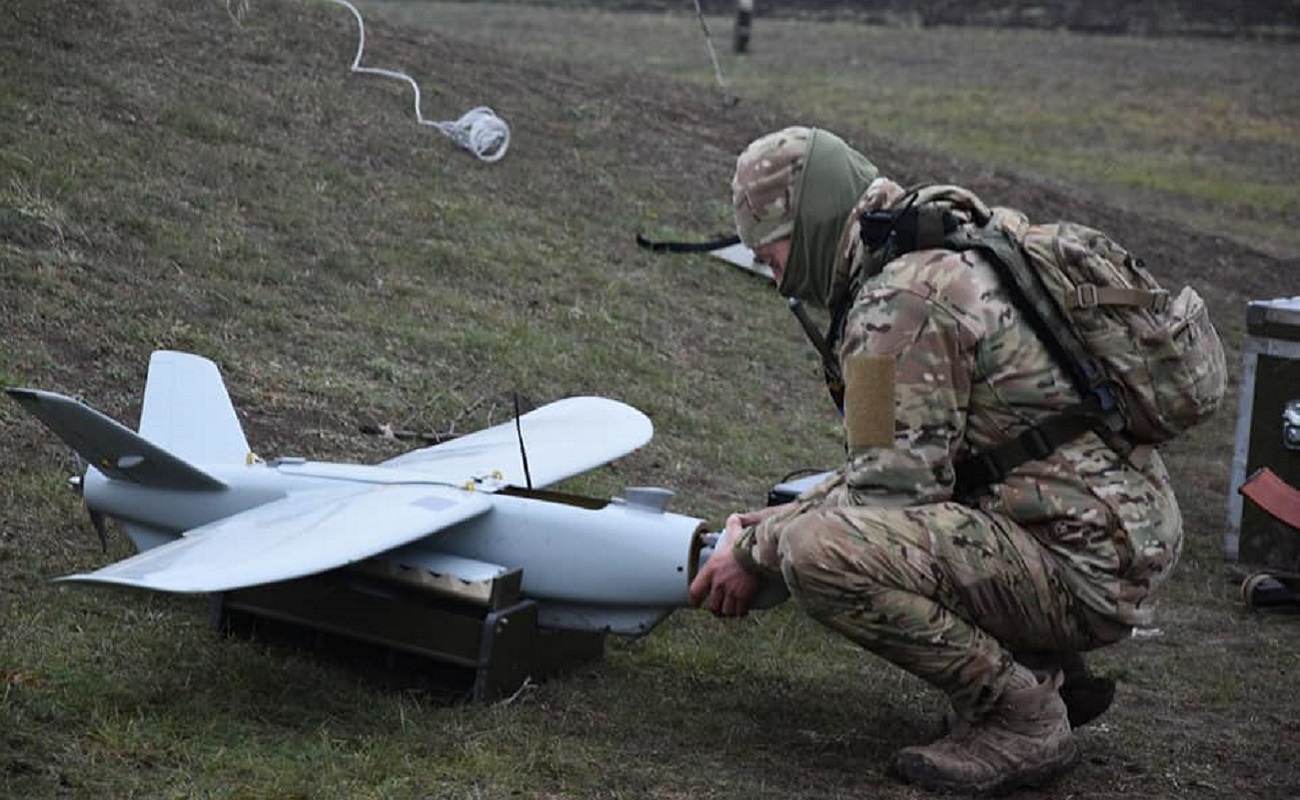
xmin=939 ymin=651 xmax=1115 ymax=734
xmin=895 ymin=668 xmax=1079 ymax=795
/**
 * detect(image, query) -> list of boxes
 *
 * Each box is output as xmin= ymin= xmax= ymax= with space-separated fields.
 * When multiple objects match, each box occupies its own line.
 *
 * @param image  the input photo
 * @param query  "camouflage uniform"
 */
xmin=730 ymin=131 xmax=1182 ymax=721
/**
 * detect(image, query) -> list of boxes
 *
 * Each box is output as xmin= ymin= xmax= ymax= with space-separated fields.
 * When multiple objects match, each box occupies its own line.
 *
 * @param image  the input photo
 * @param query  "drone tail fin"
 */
xmin=138 ymin=350 xmax=251 ymax=466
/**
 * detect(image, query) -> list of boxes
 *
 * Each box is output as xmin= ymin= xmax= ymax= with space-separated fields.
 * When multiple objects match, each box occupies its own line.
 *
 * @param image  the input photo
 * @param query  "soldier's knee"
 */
xmin=776 ymin=511 xmax=826 ymax=570
xmin=777 ymin=508 xmax=890 ymax=616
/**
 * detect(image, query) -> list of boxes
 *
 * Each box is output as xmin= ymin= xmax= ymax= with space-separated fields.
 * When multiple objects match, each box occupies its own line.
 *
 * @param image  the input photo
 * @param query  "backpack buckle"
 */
xmin=1150 ymin=290 xmax=1170 ymax=314
xmin=1075 ymin=283 xmax=1099 ymax=309
xmin=859 ymin=210 xmax=897 ymax=251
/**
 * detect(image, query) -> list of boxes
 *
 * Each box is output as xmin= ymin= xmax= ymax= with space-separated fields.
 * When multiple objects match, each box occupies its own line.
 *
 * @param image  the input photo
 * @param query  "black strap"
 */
xmin=634 ymin=233 xmax=740 ymax=253
xmin=860 ymin=203 xmax=960 ymax=255
xmin=953 ymin=412 xmax=1099 ymax=501
xmin=787 ymin=298 xmax=845 ymax=412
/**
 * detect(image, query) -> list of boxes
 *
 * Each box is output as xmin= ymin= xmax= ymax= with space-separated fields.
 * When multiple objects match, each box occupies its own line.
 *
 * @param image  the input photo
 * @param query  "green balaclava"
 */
xmin=731 ymin=127 xmax=878 ymax=308
xmin=784 ymin=130 xmax=878 ymax=307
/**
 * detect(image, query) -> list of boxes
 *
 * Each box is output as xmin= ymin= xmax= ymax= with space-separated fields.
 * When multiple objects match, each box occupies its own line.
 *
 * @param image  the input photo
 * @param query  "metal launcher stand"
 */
xmin=210 ymin=558 xmax=606 ymax=701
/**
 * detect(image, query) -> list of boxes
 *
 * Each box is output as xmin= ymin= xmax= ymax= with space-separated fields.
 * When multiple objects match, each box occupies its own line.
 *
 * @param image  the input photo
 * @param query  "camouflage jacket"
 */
xmin=740 ymin=179 xmax=1183 ymax=627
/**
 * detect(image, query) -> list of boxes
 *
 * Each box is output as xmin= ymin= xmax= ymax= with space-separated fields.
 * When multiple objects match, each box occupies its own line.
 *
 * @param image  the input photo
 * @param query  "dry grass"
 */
xmin=2 ymin=1 xmax=1298 ymax=798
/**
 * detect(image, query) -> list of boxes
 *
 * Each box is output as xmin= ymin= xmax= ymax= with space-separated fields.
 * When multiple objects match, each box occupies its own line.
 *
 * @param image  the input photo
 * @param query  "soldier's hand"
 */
xmin=689 ymin=513 xmax=761 ymax=618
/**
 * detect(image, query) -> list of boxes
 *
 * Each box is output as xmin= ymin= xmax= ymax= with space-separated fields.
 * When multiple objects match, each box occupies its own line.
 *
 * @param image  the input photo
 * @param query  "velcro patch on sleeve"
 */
xmin=843 ymin=353 xmax=896 ymax=449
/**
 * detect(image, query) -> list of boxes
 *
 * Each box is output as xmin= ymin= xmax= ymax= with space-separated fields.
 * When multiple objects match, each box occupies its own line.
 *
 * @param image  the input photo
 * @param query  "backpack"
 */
xmin=844 ymin=184 xmax=1227 ymax=497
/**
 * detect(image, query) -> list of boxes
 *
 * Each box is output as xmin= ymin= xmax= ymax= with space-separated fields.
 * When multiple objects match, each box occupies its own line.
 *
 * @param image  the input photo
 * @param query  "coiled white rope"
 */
xmin=326 ymin=0 xmax=510 ymax=163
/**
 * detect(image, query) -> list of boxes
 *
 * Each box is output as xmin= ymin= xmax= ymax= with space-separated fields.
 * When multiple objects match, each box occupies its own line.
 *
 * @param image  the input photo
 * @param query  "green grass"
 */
xmin=386 ymin=3 xmax=1300 ymax=259
xmin=2 ymin=1 xmax=1299 ymax=799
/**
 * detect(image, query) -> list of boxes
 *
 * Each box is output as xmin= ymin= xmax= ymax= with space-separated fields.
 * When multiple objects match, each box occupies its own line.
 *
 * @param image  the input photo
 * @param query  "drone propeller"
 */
xmin=65 ymin=449 xmax=109 ymax=553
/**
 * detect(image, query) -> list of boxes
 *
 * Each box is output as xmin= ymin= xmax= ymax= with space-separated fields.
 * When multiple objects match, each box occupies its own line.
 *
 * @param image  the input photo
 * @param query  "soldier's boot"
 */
xmin=1019 ymin=651 xmax=1115 ymax=729
xmin=940 ymin=651 xmax=1115 ymax=734
xmin=896 ymin=667 xmax=1079 ymax=795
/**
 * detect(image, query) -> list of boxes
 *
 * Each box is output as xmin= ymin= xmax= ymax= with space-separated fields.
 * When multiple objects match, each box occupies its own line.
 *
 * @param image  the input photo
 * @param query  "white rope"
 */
xmin=326 ymin=0 xmax=510 ymax=163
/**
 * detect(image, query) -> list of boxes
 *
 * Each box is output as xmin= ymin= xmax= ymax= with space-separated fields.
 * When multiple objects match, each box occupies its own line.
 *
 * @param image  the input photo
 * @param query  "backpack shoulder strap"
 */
xmin=947 ymin=221 xmax=1132 ymax=502
xmin=847 ymin=189 xmax=1136 ymax=501
xmin=950 ymin=222 xmax=1122 ymax=418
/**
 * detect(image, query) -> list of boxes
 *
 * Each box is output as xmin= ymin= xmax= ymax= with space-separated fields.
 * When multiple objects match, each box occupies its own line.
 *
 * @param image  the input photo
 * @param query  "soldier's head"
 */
xmin=731 ymin=127 xmax=878 ymax=307
xmin=731 ymin=126 xmax=811 ymax=271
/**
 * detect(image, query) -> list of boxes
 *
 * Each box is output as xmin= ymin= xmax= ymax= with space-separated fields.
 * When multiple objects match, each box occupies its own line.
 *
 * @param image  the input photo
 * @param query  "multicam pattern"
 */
xmin=739 ymin=498 xmax=1132 ymax=717
xmin=1013 ymin=219 xmax=1227 ymax=443
xmin=730 ymin=126 xmax=812 ymax=250
xmin=734 ymin=176 xmax=1184 ymax=716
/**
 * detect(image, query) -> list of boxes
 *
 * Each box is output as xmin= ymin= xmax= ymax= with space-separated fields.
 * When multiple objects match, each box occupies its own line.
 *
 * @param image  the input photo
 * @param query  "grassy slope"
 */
xmin=2 ymin=1 xmax=1298 ymax=798
xmin=382 ymin=1 xmax=1300 ymax=262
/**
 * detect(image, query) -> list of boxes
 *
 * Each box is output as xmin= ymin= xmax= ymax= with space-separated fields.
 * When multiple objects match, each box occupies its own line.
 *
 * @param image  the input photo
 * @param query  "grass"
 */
xmin=2 ymin=1 xmax=1299 ymax=798
xmin=383 ymin=2 xmax=1300 ymax=259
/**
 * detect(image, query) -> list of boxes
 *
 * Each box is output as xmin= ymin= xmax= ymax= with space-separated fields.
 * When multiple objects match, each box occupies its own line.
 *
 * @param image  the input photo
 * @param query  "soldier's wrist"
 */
xmin=730 ymin=525 xmax=762 ymax=575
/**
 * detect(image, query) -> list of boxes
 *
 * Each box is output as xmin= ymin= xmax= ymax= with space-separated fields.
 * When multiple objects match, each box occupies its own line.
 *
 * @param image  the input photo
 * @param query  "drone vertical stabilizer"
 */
xmin=139 ymin=350 xmax=250 ymax=465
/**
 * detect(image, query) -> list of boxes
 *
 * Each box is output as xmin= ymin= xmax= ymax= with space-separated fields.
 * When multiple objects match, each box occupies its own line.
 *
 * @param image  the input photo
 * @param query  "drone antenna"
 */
xmin=514 ymin=392 xmax=533 ymax=490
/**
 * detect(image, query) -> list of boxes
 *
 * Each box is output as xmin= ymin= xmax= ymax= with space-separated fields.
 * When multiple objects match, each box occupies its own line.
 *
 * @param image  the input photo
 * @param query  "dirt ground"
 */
xmin=2 ymin=2 xmax=1298 ymax=798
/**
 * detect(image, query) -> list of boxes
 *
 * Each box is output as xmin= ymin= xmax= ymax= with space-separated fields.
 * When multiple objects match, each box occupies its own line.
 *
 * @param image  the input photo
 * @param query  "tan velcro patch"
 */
xmin=843 ymin=353 xmax=896 ymax=448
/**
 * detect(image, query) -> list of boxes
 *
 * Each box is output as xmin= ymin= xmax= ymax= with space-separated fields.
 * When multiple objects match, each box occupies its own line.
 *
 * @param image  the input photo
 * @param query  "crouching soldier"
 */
xmin=690 ymin=126 xmax=1185 ymax=794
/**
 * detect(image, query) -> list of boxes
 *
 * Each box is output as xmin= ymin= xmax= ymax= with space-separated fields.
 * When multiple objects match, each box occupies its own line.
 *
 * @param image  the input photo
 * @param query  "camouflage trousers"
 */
xmin=772 ymin=501 xmax=1131 ymax=718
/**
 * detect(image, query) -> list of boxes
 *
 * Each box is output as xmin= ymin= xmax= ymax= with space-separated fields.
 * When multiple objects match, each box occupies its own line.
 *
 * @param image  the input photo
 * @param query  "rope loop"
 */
xmin=327 ymin=0 xmax=510 ymax=163
xmin=434 ymin=106 xmax=510 ymax=164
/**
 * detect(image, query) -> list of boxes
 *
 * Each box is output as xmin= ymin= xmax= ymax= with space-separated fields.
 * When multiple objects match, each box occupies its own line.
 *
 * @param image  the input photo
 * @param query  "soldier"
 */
xmin=689 ymin=126 xmax=1183 ymax=794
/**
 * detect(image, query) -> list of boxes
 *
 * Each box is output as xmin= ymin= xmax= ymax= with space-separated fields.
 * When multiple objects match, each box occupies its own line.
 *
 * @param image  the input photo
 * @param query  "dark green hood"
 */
xmin=778 ymin=130 xmax=878 ymax=308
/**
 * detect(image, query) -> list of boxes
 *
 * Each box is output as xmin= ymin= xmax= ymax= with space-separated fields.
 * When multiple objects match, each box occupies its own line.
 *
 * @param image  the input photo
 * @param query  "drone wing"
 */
xmin=59 ymin=483 xmax=491 ymax=593
xmin=380 ymin=396 xmax=653 ymax=487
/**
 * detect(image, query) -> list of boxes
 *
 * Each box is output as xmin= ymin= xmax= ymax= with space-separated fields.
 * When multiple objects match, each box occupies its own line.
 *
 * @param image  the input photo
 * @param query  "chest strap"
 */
xmin=953 ymin=412 xmax=1099 ymax=502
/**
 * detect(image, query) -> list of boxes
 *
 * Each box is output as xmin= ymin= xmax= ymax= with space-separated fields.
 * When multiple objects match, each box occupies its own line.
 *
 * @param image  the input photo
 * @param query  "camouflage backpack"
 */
xmin=851 ymin=185 xmax=1227 ymax=495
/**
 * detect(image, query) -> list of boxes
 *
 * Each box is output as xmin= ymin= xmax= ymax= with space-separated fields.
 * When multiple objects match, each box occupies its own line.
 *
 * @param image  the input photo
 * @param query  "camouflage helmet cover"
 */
xmin=731 ymin=126 xmax=814 ymax=250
